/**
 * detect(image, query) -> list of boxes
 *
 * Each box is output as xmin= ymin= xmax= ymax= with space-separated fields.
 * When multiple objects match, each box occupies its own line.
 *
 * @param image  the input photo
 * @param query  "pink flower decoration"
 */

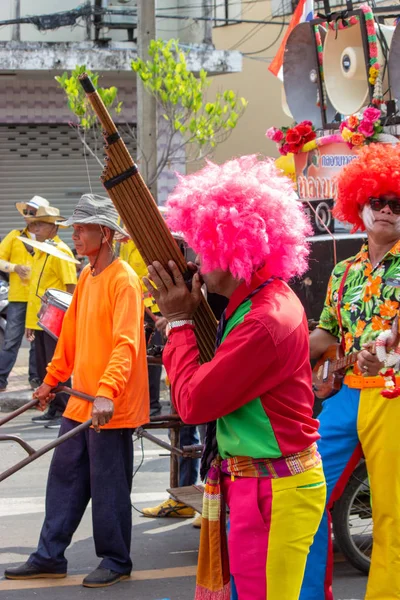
xmin=273 ymin=129 xmax=284 ymax=142
xmin=279 ymin=143 xmax=291 ymax=156
xmin=266 ymin=127 xmax=278 ymax=140
xmin=266 ymin=127 xmax=285 ymax=143
xmin=358 ymin=120 xmax=375 ymax=138
xmin=363 ymin=107 xmax=381 ymax=122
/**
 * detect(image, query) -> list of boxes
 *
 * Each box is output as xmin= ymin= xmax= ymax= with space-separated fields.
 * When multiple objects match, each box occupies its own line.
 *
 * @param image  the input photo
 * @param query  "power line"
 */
xmin=242 ymin=17 xmax=286 ymax=54
xmin=0 ymin=4 xmax=288 ymax=33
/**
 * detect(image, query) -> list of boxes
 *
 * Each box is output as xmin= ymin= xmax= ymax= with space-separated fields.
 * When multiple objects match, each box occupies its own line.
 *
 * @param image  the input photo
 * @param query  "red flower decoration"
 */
xmin=286 ymin=129 xmax=302 ymax=145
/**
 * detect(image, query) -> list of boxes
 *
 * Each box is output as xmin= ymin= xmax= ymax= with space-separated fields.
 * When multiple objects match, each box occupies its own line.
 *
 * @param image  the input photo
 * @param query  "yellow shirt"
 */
xmin=26 ymin=235 xmax=77 ymax=330
xmin=0 ymin=228 xmax=34 ymax=302
xmin=119 ymin=240 xmax=159 ymax=313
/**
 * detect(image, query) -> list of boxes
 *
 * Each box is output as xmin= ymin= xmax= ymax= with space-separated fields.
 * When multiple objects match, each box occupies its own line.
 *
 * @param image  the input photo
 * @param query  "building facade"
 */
xmin=205 ymin=0 xmax=292 ymax=167
xmin=0 ymin=0 xmax=242 ymax=242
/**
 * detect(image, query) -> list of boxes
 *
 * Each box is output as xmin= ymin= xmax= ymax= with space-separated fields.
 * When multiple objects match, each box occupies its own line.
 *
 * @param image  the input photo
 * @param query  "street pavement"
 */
xmin=0 ymin=411 xmax=368 ymax=600
xmin=0 ymin=351 xmax=368 ymax=599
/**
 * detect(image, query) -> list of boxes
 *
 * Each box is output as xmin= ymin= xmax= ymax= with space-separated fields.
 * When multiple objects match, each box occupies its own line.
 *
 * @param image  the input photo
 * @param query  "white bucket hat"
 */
xmin=16 ymin=196 xmax=49 ymax=217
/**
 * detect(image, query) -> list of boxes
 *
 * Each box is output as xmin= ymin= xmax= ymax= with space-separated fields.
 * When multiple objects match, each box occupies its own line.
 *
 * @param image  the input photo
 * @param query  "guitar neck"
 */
xmin=330 ymin=350 xmax=359 ymax=374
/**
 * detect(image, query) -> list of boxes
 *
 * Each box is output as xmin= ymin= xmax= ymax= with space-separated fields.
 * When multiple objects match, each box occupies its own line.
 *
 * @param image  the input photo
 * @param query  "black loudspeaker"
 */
xmin=290 ymin=233 xmax=367 ymax=321
xmin=301 ymin=199 xmax=335 ymax=236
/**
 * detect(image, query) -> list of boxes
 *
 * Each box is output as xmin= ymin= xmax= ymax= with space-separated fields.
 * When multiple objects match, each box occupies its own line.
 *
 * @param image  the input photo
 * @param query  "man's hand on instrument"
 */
xmin=14 ymin=265 xmax=30 ymax=280
xmin=385 ymin=315 xmax=400 ymax=351
xmin=25 ymin=328 xmax=35 ymax=342
xmin=143 ymin=261 xmax=202 ymax=322
xmin=33 ymin=383 xmax=55 ymax=411
xmin=357 ymin=342 xmax=384 ymax=377
xmin=92 ymin=397 xmax=114 ymax=432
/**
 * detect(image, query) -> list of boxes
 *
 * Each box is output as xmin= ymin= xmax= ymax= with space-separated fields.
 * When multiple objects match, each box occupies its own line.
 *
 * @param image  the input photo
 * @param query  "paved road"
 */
xmin=0 ymin=412 xmax=367 ymax=600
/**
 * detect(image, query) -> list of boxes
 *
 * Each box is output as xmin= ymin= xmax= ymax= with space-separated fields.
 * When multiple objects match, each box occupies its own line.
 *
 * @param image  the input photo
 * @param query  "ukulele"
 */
xmin=312 ymin=344 xmax=361 ymax=399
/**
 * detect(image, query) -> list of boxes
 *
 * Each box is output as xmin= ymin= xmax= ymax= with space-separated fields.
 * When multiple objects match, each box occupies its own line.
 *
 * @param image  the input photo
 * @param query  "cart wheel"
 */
xmin=332 ymin=461 xmax=372 ymax=574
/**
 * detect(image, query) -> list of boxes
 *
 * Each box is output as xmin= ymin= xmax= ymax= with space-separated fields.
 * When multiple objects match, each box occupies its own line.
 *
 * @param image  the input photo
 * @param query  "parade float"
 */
xmin=268 ymin=1 xmax=400 ymax=319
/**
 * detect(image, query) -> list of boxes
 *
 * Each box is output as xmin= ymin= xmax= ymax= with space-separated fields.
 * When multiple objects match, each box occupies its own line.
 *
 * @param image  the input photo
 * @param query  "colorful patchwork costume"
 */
xmin=300 ymin=143 xmax=400 ymax=600
xmin=161 ymin=155 xmax=327 ymax=599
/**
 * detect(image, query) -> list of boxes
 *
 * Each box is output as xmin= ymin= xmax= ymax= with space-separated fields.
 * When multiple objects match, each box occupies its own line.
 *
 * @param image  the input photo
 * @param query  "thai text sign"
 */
xmin=294 ymin=143 xmax=357 ymax=200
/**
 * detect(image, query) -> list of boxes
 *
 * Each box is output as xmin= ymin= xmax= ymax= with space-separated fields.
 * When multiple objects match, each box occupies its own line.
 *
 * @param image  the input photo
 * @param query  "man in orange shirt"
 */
xmin=5 ymin=194 xmax=149 ymax=588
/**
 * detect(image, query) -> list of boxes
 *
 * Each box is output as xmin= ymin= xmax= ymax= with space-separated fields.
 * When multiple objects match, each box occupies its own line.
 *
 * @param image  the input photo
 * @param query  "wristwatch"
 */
xmin=166 ymin=319 xmax=194 ymax=337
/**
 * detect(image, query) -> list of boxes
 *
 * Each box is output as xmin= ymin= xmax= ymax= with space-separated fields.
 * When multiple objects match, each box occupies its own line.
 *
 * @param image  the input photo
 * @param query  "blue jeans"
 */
xmin=179 ymin=426 xmax=200 ymax=487
xmin=29 ymin=418 xmax=134 ymax=574
xmin=0 ymin=301 xmax=38 ymax=387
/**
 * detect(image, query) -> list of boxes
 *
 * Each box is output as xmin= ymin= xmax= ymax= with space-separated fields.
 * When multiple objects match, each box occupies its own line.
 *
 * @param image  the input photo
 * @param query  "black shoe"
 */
xmin=44 ymin=417 xmax=63 ymax=429
xmin=29 ymin=378 xmax=41 ymax=390
xmin=82 ymin=567 xmax=130 ymax=588
xmin=150 ymin=406 xmax=162 ymax=417
xmin=32 ymin=412 xmax=58 ymax=423
xmin=4 ymin=562 xmax=66 ymax=580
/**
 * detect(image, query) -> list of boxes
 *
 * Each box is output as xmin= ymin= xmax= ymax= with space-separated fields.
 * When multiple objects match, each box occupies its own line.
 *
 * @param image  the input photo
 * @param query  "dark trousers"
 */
xmin=0 ymin=301 xmax=38 ymax=386
xmin=35 ymin=330 xmax=70 ymax=415
xmin=179 ymin=426 xmax=201 ymax=487
xmin=28 ymin=418 xmax=134 ymax=574
xmin=145 ymin=311 xmax=162 ymax=411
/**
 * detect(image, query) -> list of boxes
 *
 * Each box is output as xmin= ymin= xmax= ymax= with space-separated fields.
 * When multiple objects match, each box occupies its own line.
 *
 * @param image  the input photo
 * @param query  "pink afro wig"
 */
xmin=166 ymin=155 xmax=312 ymax=283
xmin=333 ymin=143 xmax=400 ymax=232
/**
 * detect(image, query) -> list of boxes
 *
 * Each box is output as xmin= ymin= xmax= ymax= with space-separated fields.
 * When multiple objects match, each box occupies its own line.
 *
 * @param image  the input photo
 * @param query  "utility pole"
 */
xmin=137 ymin=0 xmax=158 ymax=202
xmin=12 ymin=0 xmax=20 ymax=42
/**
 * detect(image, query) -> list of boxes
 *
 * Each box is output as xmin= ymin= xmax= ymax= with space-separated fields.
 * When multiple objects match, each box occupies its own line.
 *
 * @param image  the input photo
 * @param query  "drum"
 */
xmin=37 ymin=288 xmax=73 ymax=340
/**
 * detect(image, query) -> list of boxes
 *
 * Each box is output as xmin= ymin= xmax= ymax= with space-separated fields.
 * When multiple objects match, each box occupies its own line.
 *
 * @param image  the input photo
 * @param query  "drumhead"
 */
xmin=45 ymin=288 xmax=73 ymax=310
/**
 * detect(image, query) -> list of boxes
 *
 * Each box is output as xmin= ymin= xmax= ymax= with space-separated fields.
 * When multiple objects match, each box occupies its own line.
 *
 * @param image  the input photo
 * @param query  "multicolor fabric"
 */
xmin=195 ymin=445 xmax=323 ymax=600
xmin=164 ymin=265 xmax=319 ymax=459
xmin=224 ymin=464 xmax=325 ymax=600
xmin=222 ymin=443 xmax=321 ymax=479
xmin=300 ymin=383 xmax=400 ymax=600
xmin=200 ymin=276 xmax=277 ymax=480
xmin=196 ymin=463 xmax=230 ymax=600
xmin=319 ymin=240 xmax=400 ymax=354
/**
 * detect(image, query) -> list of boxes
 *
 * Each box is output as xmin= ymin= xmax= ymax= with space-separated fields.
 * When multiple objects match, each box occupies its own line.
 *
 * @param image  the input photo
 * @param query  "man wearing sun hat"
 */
xmin=25 ymin=205 xmax=77 ymax=427
xmin=5 ymin=194 xmax=149 ymax=588
xmin=0 ymin=196 xmax=49 ymax=392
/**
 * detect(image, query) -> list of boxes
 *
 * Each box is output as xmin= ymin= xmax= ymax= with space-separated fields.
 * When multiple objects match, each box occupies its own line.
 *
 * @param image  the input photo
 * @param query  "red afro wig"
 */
xmin=166 ymin=155 xmax=312 ymax=283
xmin=333 ymin=143 xmax=400 ymax=232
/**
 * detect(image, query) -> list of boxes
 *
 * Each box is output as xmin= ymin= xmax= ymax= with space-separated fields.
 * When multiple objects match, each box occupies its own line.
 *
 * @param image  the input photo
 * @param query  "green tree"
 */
xmin=55 ymin=65 xmax=122 ymax=168
xmin=56 ymin=40 xmax=247 ymax=188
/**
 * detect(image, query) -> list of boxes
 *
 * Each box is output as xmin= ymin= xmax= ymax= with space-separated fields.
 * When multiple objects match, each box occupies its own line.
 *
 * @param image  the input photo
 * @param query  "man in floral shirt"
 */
xmin=320 ymin=241 xmax=400 ymax=354
xmin=300 ymin=143 xmax=400 ymax=600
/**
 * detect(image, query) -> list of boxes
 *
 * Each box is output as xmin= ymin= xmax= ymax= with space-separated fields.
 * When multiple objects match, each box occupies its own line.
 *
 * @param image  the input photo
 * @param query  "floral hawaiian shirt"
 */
xmin=319 ymin=240 xmax=400 ymax=354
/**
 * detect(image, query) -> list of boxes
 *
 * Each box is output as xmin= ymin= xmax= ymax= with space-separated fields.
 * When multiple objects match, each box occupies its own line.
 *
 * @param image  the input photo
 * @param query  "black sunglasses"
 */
xmin=23 ymin=208 xmax=36 ymax=216
xmin=369 ymin=197 xmax=400 ymax=215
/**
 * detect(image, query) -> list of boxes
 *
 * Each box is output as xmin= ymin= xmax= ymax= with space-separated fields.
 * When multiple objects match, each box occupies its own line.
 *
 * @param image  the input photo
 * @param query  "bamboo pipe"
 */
xmin=79 ymin=73 xmax=217 ymax=362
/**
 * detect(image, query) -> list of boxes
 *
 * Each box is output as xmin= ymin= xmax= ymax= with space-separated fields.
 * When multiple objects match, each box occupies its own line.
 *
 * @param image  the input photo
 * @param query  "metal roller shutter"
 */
xmin=0 ymin=124 xmax=135 ymax=247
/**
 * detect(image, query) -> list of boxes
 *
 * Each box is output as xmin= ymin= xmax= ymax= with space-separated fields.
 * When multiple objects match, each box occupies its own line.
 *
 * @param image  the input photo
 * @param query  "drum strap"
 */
xmin=19 ymin=231 xmax=35 ymax=257
xmin=35 ymin=255 xmax=50 ymax=300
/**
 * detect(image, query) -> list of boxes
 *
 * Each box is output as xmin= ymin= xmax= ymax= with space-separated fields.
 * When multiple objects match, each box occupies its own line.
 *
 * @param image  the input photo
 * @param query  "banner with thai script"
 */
xmin=294 ymin=143 xmax=358 ymax=200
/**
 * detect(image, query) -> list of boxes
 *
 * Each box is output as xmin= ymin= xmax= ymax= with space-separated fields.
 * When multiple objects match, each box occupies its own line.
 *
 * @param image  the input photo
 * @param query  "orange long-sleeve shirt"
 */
xmin=44 ymin=259 xmax=150 ymax=429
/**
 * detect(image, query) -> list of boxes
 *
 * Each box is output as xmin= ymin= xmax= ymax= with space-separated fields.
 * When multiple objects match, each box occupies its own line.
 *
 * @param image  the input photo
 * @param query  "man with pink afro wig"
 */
xmin=144 ymin=155 xmax=326 ymax=600
xmin=300 ymin=143 xmax=400 ymax=600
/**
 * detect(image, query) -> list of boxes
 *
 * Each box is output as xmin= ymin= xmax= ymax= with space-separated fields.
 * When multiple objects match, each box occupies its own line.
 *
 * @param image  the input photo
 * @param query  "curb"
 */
xmin=0 ymin=391 xmax=33 ymax=412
